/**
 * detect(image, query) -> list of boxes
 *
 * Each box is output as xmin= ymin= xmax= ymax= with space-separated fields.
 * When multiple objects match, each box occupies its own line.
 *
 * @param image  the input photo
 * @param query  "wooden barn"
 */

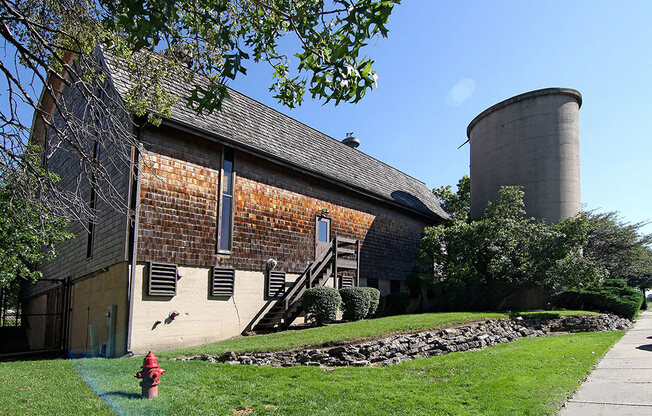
xmin=21 ymin=51 xmax=447 ymax=356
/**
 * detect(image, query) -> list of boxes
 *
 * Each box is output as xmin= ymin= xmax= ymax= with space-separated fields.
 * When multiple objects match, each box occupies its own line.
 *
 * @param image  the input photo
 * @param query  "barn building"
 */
xmin=20 ymin=51 xmax=447 ymax=356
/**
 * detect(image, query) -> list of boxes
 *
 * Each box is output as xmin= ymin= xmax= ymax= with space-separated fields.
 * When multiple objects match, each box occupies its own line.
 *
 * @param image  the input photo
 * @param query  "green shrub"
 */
xmin=552 ymin=279 xmax=643 ymax=320
xmin=384 ymin=292 xmax=410 ymax=316
xmin=602 ymin=279 xmax=628 ymax=289
xmin=377 ymin=294 xmax=386 ymax=316
xmin=361 ymin=287 xmax=381 ymax=318
xmin=303 ymin=286 xmax=341 ymax=325
xmin=339 ymin=287 xmax=371 ymax=321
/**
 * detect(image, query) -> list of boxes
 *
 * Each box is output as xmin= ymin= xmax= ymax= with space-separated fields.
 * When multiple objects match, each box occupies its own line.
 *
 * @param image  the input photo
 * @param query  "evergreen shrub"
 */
xmin=361 ymin=287 xmax=381 ymax=318
xmin=339 ymin=287 xmax=371 ymax=321
xmin=303 ymin=286 xmax=341 ymax=325
xmin=552 ymin=278 xmax=644 ymax=320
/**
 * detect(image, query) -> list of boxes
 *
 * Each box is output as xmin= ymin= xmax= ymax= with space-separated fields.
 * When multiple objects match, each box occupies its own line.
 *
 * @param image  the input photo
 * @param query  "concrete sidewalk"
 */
xmin=559 ymin=310 xmax=652 ymax=415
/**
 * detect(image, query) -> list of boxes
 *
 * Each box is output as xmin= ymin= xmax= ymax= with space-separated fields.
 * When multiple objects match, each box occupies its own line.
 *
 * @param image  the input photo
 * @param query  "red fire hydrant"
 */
xmin=135 ymin=351 xmax=165 ymax=399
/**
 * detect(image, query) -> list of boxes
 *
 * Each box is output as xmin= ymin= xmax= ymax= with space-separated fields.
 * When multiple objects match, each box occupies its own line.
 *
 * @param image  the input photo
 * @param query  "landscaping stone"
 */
xmin=178 ymin=314 xmax=630 ymax=368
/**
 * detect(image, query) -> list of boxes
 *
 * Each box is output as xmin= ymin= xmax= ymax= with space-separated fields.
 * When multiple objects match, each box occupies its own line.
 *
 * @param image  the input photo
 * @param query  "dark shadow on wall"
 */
xmin=357 ymin=191 xmax=442 ymax=286
xmin=358 ymin=215 xmax=424 ymax=285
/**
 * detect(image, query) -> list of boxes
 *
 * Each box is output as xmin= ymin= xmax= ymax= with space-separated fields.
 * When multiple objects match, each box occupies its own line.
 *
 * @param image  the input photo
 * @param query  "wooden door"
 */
xmin=315 ymin=216 xmax=331 ymax=259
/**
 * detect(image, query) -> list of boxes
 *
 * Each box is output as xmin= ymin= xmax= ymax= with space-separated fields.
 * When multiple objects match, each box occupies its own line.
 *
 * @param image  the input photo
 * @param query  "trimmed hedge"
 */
xmin=303 ymin=286 xmax=341 ymax=325
xmin=552 ymin=278 xmax=644 ymax=320
xmin=339 ymin=287 xmax=371 ymax=321
xmin=361 ymin=287 xmax=381 ymax=318
xmin=384 ymin=292 xmax=410 ymax=316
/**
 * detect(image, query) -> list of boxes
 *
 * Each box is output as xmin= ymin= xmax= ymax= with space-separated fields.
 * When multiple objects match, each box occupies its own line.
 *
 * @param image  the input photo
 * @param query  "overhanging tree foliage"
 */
xmin=0 ymin=0 xmax=400 ymax=220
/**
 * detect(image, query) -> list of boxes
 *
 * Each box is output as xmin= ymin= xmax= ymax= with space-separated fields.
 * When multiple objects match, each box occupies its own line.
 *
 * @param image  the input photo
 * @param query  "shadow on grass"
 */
xmin=100 ymin=391 xmax=142 ymax=400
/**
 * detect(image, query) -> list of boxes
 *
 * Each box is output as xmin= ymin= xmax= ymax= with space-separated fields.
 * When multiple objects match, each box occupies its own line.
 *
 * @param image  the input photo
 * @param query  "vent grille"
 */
xmin=341 ymin=276 xmax=354 ymax=288
xmin=367 ymin=278 xmax=379 ymax=289
xmin=148 ymin=262 xmax=177 ymax=296
xmin=211 ymin=267 xmax=235 ymax=297
xmin=390 ymin=279 xmax=401 ymax=293
xmin=267 ymin=270 xmax=286 ymax=298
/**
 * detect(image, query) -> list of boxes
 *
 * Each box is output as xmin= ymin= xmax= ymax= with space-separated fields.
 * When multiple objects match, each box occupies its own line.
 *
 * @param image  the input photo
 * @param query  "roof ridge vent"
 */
xmin=342 ymin=132 xmax=360 ymax=149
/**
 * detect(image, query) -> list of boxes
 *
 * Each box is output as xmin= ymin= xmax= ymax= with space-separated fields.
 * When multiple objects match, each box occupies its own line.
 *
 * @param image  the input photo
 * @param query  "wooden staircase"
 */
xmin=247 ymin=237 xmax=360 ymax=332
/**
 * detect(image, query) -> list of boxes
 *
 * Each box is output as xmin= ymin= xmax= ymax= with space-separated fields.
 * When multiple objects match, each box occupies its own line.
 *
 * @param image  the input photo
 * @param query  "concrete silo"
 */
xmin=467 ymin=88 xmax=582 ymax=222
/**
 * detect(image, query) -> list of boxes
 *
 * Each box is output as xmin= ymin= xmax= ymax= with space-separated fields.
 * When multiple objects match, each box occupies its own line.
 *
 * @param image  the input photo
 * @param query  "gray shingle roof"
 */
xmin=103 ymin=53 xmax=447 ymax=220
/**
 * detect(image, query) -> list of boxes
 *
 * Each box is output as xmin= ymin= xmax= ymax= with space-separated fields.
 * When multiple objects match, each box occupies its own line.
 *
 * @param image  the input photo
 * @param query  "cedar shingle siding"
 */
xmin=137 ymin=125 xmax=436 ymax=282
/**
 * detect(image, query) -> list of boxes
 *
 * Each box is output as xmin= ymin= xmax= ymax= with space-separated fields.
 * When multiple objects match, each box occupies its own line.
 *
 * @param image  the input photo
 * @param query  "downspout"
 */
xmin=125 ymin=119 xmax=145 ymax=354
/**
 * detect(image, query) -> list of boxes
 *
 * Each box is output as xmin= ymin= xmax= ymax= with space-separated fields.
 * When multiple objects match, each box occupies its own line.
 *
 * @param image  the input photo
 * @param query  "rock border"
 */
xmin=179 ymin=314 xmax=630 ymax=368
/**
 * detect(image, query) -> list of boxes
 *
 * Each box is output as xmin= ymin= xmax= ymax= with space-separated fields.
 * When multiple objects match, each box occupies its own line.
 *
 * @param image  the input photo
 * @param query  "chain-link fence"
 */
xmin=1 ymin=280 xmax=68 ymax=356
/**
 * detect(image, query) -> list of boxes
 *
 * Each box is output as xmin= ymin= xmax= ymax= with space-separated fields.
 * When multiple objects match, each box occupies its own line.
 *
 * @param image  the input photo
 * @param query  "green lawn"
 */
xmin=164 ymin=310 xmax=598 ymax=358
xmin=0 ymin=331 xmax=621 ymax=416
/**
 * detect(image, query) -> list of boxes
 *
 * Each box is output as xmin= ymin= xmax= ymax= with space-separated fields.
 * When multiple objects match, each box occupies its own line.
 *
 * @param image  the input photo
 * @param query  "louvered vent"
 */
xmin=341 ymin=276 xmax=354 ymax=288
xmin=266 ymin=270 xmax=286 ymax=298
xmin=211 ymin=267 xmax=235 ymax=297
xmin=148 ymin=262 xmax=177 ymax=296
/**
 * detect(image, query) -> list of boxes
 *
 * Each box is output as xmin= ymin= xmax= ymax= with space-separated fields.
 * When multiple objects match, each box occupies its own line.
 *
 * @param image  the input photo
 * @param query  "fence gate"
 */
xmin=0 ymin=279 xmax=70 ymax=356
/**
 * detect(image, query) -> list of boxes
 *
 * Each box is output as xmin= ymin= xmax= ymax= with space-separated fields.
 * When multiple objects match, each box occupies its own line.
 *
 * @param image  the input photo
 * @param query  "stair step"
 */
xmin=338 ymin=259 xmax=358 ymax=270
xmin=337 ymin=248 xmax=356 ymax=255
xmin=336 ymin=237 xmax=357 ymax=245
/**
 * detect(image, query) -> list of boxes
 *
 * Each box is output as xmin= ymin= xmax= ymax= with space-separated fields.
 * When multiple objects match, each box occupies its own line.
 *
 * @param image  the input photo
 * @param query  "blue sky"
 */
xmin=1 ymin=2 xmax=649 ymax=233
xmin=230 ymin=1 xmax=652 ymax=234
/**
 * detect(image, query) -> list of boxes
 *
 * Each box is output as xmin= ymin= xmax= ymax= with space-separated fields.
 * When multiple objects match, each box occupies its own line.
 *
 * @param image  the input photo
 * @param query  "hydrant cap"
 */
xmin=142 ymin=351 xmax=160 ymax=368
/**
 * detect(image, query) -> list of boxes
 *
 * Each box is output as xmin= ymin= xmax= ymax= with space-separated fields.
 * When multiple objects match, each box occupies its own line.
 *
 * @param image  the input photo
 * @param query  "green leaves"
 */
xmin=418 ymin=185 xmax=605 ymax=300
xmin=97 ymin=0 xmax=400 ymax=114
xmin=0 ymin=148 xmax=73 ymax=288
xmin=434 ymin=175 xmax=470 ymax=223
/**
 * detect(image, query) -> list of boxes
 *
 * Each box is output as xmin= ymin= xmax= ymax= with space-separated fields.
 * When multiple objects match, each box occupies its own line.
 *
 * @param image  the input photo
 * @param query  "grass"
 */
xmin=163 ymin=310 xmax=598 ymax=358
xmin=0 ymin=331 xmax=621 ymax=416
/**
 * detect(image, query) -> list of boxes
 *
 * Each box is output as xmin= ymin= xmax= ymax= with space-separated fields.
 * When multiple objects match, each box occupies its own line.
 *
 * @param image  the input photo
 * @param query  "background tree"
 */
xmin=433 ymin=174 xmax=470 ymax=222
xmin=418 ymin=185 xmax=603 ymax=310
xmin=0 ymin=0 xmax=400 ymax=219
xmin=0 ymin=148 xmax=72 ymax=288
xmin=582 ymin=211 xmax=652 ymax=280
xmin=581 ymin=211 xmax=652 ymax=291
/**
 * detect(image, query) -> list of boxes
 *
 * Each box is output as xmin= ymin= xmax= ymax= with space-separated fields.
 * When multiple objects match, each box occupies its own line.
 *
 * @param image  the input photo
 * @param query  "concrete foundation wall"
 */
xmin=468 ymin=88 xmax=582 ymax=222
xmin=67 ymin=262 xmax=129 ymax=356
xmin=130 ymin=263 xmax=301 ymax=353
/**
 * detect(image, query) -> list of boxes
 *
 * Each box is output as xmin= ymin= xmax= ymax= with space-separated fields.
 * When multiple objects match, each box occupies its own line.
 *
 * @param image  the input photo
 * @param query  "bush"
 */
xmin=384 ymin=292 xmax=410 ymax=316
xmin=377 ymin=294 xmax=386 ymax=316
xmin=361 ymin=287 xmax=381 ymax=318
xmin=551 ymin=279 xmax=644 ymax=320
xmin=303 ymin=286 xmax=341 ymax=325
xmin=339 ymin=287 xmax=371 ymax=321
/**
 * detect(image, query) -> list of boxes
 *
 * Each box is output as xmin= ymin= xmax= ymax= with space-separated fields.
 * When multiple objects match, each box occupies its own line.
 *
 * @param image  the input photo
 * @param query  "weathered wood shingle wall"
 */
xmin=137 ymin=126 xmax=434 ymax=282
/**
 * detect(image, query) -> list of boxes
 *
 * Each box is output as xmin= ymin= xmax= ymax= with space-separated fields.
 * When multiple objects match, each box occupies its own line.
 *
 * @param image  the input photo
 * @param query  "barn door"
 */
xmin=315 ymin=216 xmax=331 ymax=259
